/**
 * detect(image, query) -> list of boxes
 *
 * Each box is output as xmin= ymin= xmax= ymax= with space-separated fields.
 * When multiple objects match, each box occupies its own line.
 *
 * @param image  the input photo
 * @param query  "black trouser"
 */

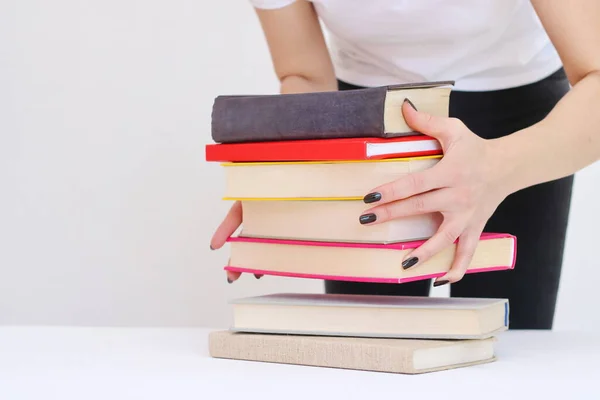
xmin=325 ymin=68 xmax=574 ymax=330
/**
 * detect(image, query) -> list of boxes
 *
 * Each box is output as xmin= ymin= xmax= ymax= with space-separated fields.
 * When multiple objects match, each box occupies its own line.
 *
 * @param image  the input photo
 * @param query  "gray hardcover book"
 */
xmin=211 ymin=81 xmax=453 ymax=143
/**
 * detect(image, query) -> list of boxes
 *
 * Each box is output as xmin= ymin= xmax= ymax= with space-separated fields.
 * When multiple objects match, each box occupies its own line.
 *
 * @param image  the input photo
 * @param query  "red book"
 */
xmin=205 ymin=136 xmax=442 ymax=162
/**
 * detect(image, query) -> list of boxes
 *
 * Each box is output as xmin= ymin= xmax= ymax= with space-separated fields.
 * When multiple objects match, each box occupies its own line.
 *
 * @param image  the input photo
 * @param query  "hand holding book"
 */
xmin=359 ymin=100 xmax=511 ymax=286
xmin=207 ymin=81 xmax=517 ymax=284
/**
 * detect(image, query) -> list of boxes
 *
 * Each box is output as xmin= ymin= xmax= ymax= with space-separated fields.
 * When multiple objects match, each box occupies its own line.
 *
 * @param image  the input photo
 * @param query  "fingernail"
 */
xmin=359 ymin=213 xmax=377 ymax=224
xmin=227 ymin=277 xmax=233 ymax=284
xmin=254 ymin=274 xmax=262 ymax=279
xmin=210 ymin=245 xmax=215 ymax=250
xmin=402 ymin=256 xmax=419 ymax=269
xmin=433 ymin=280 xmax=449 ymax=287
xmin=363 ymin=192 xmax=381 ymax=204
xmin=403 ymin=98 xmax=417 ymax=111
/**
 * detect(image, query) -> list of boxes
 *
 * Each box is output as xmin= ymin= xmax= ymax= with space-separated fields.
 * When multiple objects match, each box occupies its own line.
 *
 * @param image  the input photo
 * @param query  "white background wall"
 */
xmin=1 ymin=0 xmax=598 ymax=331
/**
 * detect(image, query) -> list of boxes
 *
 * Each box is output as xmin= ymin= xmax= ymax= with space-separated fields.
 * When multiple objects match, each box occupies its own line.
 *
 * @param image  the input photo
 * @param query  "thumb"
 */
xmin=402 ymin=99 xmax=456 ymax=143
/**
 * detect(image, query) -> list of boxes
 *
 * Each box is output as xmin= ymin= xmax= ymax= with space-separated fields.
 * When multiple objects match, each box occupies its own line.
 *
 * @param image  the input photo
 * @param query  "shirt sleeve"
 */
xmin=248 ymin=0 xmax=298 ymax=9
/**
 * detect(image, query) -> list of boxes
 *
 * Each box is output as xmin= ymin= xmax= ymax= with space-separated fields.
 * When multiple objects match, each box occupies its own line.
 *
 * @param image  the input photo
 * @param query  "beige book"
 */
xmin=230 ymin=293 xmax=509 ymax=340
xmin=222 ymin=156 xmax=439 ymax=199
xmin=240 ymin=199 xmax=442 ymax=243
xmin=208 ymin=330 xmax=496 ymax=374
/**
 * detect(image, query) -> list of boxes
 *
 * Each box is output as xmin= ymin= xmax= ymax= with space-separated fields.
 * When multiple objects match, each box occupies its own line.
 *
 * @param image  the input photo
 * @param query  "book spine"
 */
xmin=205 ymin=139 xmax=443 ymax=162
xmin=205 ymin=140 xmax=368 ymax=162
xmin=225 ymin=232 xmax=515 ymax=250
xmin=223 ymin=265 xmax=514 ymax=284
xmin=211 ymin=88 xmax=390 ymax=143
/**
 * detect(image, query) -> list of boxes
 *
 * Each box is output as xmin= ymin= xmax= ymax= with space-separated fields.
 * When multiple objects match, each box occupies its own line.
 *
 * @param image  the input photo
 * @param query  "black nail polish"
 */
xmin=254 ymin=274 xmax=262 ymax=279
xmin=402 ymin=256 xmax=419 ymax=269
xmin=363 ymin=192 xmax=381 ymax=204
xmin=433 ymin=280 xmax=449 ymax=287
xmin=227 ymin=277 xmax=233 ymax=284
xmin=403 ymin=98 xmax=417 ymax=111
xmin=359 ymin=213 xmax=377 ymax=224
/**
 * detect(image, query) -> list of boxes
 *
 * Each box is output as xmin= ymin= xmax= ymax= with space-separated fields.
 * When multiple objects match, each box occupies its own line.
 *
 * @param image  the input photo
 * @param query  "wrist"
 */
xmin=484 ymin=134 xmax=527 ymax=199
xmin=486 ymin=122 xmax=552 ymax=197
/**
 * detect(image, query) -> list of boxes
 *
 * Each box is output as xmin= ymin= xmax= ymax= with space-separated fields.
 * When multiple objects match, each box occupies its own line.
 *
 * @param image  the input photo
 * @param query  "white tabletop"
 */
xmin=0 ymin=327 xmax=596 ymax=400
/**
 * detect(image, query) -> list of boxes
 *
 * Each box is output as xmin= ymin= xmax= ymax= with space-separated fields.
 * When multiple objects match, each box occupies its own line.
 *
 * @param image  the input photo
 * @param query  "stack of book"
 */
xmin=209 ymin=293 xmax=509 ymax=374
xmin=205 ymin=81 xmax=517 ymax=374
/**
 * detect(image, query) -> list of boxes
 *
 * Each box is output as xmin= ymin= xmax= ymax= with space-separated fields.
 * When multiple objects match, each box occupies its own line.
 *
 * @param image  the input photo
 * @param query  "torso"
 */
xmin=252 ymin=0 xmax=563 ymax=91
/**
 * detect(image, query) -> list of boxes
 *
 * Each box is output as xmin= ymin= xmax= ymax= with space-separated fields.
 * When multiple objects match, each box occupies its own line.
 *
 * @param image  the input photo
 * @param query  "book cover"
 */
xmin=230 ymin=293 xmax=509 ymax=340
xmin=237 ymin=199 xmax=442 ymax=243
xmin=211 ymin=81 xmax=453 ymax=143
xmin=224 ymin=233 xmax=517 ymax=284
xmin=205 ymin=136 xmax=442 ymax=162
xmin=208 ymin=330 xmax=496 ymax=374
xmin=233 ymin=292 xmax=508 ymax=311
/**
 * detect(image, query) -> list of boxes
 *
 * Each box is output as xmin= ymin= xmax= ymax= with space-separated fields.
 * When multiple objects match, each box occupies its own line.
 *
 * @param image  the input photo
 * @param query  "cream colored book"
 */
xmin=225 ymin=233 xmax=516 ymax=284
xmin=239 ymin=199 xmax=442 ymax=243
xmin=222 ymin=156 xmax=440 ymax=200
xmin=208 ymin=330 xmax=496 ymax=374
xmin=230 ymin=293 xmax=509 ymax=340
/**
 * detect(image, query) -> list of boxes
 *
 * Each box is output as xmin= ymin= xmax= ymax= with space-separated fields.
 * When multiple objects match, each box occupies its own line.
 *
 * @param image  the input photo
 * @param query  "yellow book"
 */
xmin=221 ymin=155 xmax=441 ymax=200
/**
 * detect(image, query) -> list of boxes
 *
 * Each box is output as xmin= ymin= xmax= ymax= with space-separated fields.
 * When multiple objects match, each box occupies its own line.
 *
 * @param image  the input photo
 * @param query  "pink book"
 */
xmin=225 ymin=233 xmax=516 ymax=284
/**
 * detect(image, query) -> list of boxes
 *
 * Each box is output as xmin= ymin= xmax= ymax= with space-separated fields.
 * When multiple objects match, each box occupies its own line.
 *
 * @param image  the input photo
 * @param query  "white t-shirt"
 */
xmin=249 ymin=0 xmax=563 ymax=91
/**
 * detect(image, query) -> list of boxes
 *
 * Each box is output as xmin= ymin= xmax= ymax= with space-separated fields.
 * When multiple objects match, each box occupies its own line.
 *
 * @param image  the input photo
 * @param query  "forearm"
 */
xmin=254 ymin=1 xmax=337 ymax=96
xmin=494 ymin=70 xmax=600 ymax=194
xmin=280 ymin=74 xmax=337 ymax=94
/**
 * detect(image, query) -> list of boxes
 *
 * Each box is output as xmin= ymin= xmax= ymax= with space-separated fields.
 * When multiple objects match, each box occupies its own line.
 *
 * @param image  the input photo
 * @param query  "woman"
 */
xmin=210 ymin=0 xmax=600 ymax=329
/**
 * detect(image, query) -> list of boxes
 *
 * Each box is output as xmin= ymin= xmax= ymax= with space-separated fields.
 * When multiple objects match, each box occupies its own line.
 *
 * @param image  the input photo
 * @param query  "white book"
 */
xmin=230 ymin=293 xmax=509 ymax=340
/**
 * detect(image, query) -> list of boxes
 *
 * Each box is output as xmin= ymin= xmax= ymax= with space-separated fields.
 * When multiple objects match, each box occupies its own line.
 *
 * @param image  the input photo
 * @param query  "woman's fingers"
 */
xmin=213 ymin=203 xmax=263 ymax=284
xmin=364 ymin=164 xmax=448 ymax=206
xmin=226 ymin=258 xmax=241 ymax=283
xmin=361 ymin=101 xmax=468 ymax=206
xmin=433 ymin=224 xmax=485 ymax=286
xmin=225 ymin=271 xmax=263 ymax=284
xmin=210 ymin=201 xmax=242 ymax=250
xmin=400 ymin=219 xmax=464 ymax=270
xmin=226 ymin=269 xmax=242 ymax=283
xmin=359 ymin=189 xmax=447 ymax=225
xmin=401 ymin=99 xmax=462 ymax=146
xmin=360 ymin=101 xmax=499 ymax=285
xmin=212 ymin=202 xmax=243 ymax=283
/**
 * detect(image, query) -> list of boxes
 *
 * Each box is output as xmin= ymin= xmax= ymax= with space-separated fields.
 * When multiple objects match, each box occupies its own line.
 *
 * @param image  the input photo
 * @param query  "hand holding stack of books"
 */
xmin=205 ymin=81 xmax=516 ymax=374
